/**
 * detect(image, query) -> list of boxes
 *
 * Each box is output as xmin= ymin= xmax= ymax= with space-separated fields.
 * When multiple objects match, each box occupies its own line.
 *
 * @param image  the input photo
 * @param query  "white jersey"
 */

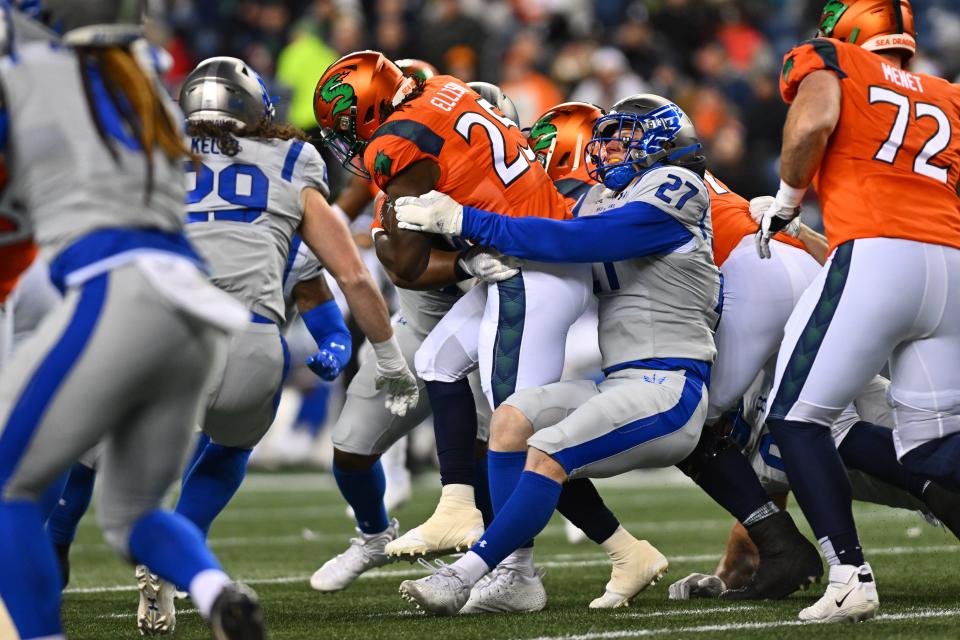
xmin=185 ymin=136 xmax=328 ymax=324
xmin=580 ymin=166 xmax=720 ymax=370
xmin=0 ymin=41 xmax=186 ymax=260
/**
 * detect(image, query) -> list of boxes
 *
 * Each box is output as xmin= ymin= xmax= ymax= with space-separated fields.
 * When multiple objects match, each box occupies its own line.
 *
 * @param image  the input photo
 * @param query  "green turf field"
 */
xmin=60 ymin=470 xmax=960 ymax=639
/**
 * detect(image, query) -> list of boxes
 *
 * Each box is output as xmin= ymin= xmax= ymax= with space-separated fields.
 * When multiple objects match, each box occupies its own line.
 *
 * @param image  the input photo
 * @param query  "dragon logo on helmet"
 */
xmin=528 ymin=114 xmax=559 ymax=153
xmin=818 ymin=0 xmax=850 ymax=37
xmin=317 ymin=71 xmax=356 ymax=120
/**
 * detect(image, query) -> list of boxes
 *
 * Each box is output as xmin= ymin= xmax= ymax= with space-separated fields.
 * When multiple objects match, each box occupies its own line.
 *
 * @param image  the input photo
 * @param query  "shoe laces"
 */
xmin=417 ymin=558 xmax=466 ymax=586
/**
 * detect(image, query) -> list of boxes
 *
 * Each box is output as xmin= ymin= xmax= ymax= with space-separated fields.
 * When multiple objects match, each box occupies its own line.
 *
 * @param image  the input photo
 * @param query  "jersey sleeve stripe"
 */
xmin=283 ymin=234 xmax=302 ymax=287
xmin=367 ymin=119 xmax=445 ymax=156
xmin=554 ymin=177 xmax=593 ymax=200
xmin=281 ymin=140 xmax=305 ymax=182
xmin=808 ymin=39 xmax=848 ymax=79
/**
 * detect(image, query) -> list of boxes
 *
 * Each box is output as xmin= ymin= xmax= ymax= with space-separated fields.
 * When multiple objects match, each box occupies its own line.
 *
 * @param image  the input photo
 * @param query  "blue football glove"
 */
xmin=305 ymin=345 xmax=348 ymax=381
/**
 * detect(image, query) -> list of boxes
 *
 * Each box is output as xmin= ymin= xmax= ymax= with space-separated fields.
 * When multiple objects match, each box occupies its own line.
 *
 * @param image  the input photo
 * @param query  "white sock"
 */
xmin=190 ymin=569 xmax=231 ymax=619
xmin=501 ymin=547 xmax=535 ymax=576
xmin=453 ymin=550 xmax=491 ymax=586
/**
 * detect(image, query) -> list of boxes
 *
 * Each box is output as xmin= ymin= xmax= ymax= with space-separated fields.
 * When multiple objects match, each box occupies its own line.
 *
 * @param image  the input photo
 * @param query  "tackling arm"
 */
xmin=458 ymin=201 xmax=694 ymax=263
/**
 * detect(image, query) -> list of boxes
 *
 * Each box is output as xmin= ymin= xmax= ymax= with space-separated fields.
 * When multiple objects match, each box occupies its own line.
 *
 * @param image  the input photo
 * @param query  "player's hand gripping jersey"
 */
xmin=363 ymin=75 xmax=570 ymax=220
xmin=184 ymin=137 xmax=329 ymax=324
xmin=704 ymin=171 xmax=805 ymax=267
xmin=781 ymin=39 xmax=960 ymax=252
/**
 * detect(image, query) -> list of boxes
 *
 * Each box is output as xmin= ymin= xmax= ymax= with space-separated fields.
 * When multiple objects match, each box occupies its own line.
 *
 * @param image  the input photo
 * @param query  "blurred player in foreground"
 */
xmin=0 ymin=2 xmax=267 ymax=638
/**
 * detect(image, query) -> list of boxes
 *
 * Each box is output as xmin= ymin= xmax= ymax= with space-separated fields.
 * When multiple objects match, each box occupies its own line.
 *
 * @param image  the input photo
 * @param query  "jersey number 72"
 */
xmin=869 ymin=86 xmax=953 ymax=186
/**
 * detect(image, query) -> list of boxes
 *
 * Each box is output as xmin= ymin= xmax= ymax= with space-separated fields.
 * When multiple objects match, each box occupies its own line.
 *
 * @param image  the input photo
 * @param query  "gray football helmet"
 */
xmin=468 ymin=81 xmax=520 ymax=126
xmin=33 ymin=0 xmax=152 ymax=46
xmin=179 ymin=56 xmax=276 ymax=130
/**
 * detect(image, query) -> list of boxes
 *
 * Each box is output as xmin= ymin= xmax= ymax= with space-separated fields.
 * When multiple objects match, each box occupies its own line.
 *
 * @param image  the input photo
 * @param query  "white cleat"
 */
xmin=590 ymin=539 xmax=668 ymax=608
xmin=311 ymin=519 xmax=399 ymax=592
xmin=799 ymin=563 xmax=878 ymax=623
xmin=461 ymin=565 xmax=547 ymax=614
xmin=399 ymin=559 xmax=472 ymax=615
xmin=136 ymin=565 xmax=176 ymax=635
xmin=385 ymin=484 xmax=484 ymax=559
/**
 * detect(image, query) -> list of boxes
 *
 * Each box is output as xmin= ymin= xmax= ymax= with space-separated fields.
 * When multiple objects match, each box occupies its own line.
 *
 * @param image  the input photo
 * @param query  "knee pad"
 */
xmin=675 ymin=426 xmax=737 ymax=481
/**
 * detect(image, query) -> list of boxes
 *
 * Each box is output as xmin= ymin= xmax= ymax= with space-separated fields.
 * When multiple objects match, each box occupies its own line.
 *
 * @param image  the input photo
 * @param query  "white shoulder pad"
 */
xmin=627 ymin=165 xmax=708 ymax=225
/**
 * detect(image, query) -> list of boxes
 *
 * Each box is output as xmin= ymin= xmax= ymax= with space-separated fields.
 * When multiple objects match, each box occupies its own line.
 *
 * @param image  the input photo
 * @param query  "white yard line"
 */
xmin=517 ymin=608 xmax=960 ymax=640
xmin=63 ymin=543 xmax=960 ymax=595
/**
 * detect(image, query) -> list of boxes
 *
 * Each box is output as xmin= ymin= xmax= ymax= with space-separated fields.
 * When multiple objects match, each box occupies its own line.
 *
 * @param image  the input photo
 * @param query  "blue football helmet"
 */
xmin=585 ymin=94 xmax=703 ymax=191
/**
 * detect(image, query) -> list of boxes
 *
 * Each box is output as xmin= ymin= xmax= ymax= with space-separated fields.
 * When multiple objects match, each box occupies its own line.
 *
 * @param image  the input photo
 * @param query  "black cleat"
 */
xmin=54 ymin=543 xmax=71 ymax=589
xmin=921 ymin=481 xmax=960 ymax=541
xmin=720 ymin=511 xmax=823 ymax=600
xmin=209 ymin=582 xmax=267 ymax=640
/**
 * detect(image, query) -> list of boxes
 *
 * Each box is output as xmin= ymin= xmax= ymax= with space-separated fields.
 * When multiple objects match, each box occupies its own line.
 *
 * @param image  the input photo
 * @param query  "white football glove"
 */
xmin=667 ymin=573 xmax=726 ymax=600
xmin=371 ymin=336 xmax=419 ymax=416
xmin=754 ymin=181 xmax=805 ymax=259
xmin=458 ymin=246 xmax=520 ymax=283
xmin=395 ymin=190 xmax=464 ymax=235
xmin=749 ymin=195 xmax=801 ymax=239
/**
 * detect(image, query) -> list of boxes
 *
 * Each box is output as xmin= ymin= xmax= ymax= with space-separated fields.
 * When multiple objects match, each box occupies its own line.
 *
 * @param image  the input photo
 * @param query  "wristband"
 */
xmin=372 ymin=334 xmax=404 ymax=369
xmin=775 ymin=180 xmax=807 ymax=210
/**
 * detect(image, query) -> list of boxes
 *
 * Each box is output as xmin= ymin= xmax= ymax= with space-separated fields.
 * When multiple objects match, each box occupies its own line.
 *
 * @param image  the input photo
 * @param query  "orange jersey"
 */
xmin=781 ymin=39 xmax=960 ymax=252
xmin=363 ymin=75 xmax=570 ymax=220
xmin=553 ymin=162 xmax=597 ymax=213
xmin=704 ymin=171 xmax=804 ymax=267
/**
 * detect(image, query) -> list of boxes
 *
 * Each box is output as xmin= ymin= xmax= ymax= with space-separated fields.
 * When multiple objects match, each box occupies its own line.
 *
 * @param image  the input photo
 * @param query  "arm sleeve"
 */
xmin=780 ymin=39 xmax=848 ymax=104
xmin=460 ymin=201 xmax=694 ymax=263
xmin=302 ymin=300 xmax=353 ymax=368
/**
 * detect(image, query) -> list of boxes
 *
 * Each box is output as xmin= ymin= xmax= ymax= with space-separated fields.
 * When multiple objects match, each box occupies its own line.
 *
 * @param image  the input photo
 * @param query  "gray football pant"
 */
xmin=0 ymin=265 xmax=224 ymax=557
xmin=333 ymin=319 xmax=490 ymax=456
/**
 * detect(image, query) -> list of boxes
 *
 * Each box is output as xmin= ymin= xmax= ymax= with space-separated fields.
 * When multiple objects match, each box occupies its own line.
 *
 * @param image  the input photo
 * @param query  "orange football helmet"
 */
xmin=313 ymin=51 xmax=408 ymax=175
xmin=527 ymin=102 xmax=604 ymax=181
xmin=395 ymin=58 xmax=439 ymax=82
xmin=816 ymin=0 xmax=915 ymax=60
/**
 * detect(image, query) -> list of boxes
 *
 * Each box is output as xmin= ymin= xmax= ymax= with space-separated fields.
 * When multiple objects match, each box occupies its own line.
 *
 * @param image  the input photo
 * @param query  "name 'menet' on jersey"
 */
xmin=781 ymin=38 xmax=960 ymax=253
xmin=185 ymin=135 xmax=328 ymax=325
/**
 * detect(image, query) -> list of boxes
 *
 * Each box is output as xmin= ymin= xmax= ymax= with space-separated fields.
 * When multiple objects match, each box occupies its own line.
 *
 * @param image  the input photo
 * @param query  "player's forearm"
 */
xmin=779 ymin=71 xmax=841 ymax=189
xmin=384 ymin=248 xmax=460 ymax=291
xmin=338 ymin=270 xmax=393 ymax=343
xmin=461 ymin=203 xmax=692 ymax=262
xmin=798 ymin=224 xmax=829 ymax=265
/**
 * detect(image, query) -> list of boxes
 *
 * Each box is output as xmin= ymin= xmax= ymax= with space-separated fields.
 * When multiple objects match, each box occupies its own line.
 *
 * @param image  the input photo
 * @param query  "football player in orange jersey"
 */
xmin=755 ymin=0 xmax=960 ymax=623
xmin=313 ymin=54 xmax=652 ymax=611
xmin=672 ymin=173 xmax=960 ymax=600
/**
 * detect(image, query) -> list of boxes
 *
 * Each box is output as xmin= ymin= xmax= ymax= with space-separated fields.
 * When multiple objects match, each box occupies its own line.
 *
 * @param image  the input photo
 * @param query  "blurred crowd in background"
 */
xmin=155 ymin=0 xmax=960 ymax=202
xmin=150 ymin=0 xmax=960 ymax=469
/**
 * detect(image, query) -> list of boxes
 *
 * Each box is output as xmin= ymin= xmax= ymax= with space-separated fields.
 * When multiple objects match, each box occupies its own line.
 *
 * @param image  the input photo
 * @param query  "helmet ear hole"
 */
xmin=363 ymin=105 xmax=375 ymax=125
